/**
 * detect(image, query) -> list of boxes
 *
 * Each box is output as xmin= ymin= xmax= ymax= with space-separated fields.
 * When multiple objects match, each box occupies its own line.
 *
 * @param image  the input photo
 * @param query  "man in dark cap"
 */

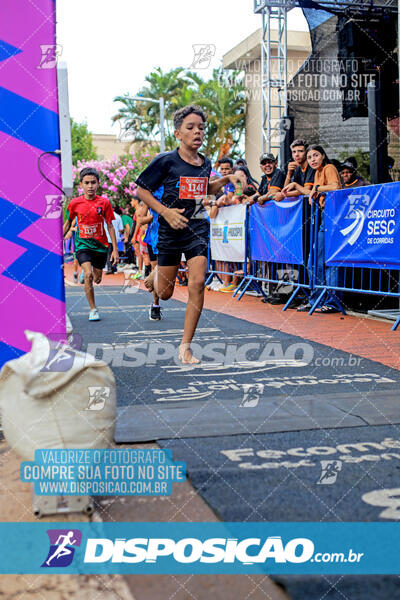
xmin=248 ymin=153 xmax=286 ymax=205
xmin=339 ymin=161 xmax=370 ymax=189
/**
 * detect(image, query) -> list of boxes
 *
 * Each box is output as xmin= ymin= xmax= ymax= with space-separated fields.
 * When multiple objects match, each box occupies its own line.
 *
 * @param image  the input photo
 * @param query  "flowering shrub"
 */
xmin=72 ymin=149 xmax=158 ymax=208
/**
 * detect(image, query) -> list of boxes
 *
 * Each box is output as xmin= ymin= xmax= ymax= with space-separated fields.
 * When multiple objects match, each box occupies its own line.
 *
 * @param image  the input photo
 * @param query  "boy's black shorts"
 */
xmin=157 ymin=242 xmax=208 ymax=267
xmin=76 ymin=249 xmax=107 ymax=270
xmin=147 ymin=244 xmax=158 ymax=262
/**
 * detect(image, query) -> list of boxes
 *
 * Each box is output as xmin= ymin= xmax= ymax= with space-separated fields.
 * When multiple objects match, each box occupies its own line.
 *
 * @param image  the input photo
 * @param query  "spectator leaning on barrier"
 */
xmin=233 ymin=165 xmax=258 ymax=202
xmin=216 ymin=157 xmax=235 ymax=205
xmin=339 ymin=161 xmax=370 ymax=188
xmin=283 ymin=139 xmax=315 ymax=199
xmin=248 ymin=153 xmax=285 ymax=206
xmin=283 ymin=145 xmax=341 ymax=209
xmin=234 ymin=158 xmax=259 ymax=189
xmin=283 ymin=144 xmax=342 ymax=313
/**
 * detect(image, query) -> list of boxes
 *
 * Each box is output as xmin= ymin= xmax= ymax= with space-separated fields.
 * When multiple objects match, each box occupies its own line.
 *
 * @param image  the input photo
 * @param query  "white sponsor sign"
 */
xmin=210 ymin=204 xmax=246 ymax=262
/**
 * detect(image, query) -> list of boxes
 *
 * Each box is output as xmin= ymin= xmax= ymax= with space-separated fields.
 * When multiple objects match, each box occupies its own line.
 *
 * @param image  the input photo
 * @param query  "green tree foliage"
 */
xmin=71 ymin=118 xmax=97 ymax=164
xmin=112 ymin=68 xmax=246 ymax=162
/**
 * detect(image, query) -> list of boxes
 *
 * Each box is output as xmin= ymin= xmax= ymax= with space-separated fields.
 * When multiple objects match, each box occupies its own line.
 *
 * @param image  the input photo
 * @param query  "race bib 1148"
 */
xmin=179 ymin=177 xmax=208 ymax=200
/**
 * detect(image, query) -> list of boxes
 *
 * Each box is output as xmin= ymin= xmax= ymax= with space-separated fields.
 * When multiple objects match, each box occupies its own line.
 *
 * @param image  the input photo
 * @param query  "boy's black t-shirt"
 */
xmin=292 ymin=164 xmax=315 ymax=189
xmin=135 ymin=149 xmax=212 ymax=252
xmin=258 ymin=168 xmax=286 ymax=196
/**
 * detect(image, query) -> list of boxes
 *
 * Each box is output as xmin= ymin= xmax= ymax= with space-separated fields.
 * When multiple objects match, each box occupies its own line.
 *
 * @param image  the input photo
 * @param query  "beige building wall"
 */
xmin=92 ymin=134 xmax=131 ymax=160
xmin=223 ymin=29 xmax=311 ymax=178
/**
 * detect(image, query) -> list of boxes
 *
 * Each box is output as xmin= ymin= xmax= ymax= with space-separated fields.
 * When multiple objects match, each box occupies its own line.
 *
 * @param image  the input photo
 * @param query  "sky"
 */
xmin=56 ymin=0 xmax=308 ymax=135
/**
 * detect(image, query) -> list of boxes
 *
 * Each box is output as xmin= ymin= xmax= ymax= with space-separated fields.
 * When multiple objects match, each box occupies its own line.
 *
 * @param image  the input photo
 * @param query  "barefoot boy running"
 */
xmin=135 ymin=105 xmax=246 ymax=363
xmin=63 ymin=167 xmax=119 ymax=321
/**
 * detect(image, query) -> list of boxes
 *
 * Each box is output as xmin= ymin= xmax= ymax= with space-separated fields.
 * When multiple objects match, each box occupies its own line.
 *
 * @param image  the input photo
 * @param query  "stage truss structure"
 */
xmin=254 ymin=0 xmax=398 ymax=159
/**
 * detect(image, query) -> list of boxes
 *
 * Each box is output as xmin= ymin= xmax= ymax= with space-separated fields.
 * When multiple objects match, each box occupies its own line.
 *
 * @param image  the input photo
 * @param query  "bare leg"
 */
xmin=144 ymin=267 xmax=156 ymax=292
xmin=134 ymin=242 xmax=143 ymax=271
xmin=93 ymin=267 xmax=103 ymax=285
xmin=179 ymin=255 xmax=208 ymax=364
xmin=154 ymin=264 xmax=179 ymax=300
xmin=150 ymin=260 xmax=159 ymax=305
xmin=81 ymin=262 xmax=96 ymax=309
xmin=222 ymin=262 xmax=232 ymax=287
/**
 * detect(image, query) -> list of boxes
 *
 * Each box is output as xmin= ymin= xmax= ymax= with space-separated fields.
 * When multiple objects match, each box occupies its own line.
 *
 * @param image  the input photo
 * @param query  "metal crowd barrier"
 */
xmin=206 ymin=200 xmax=312 ymax=306
xmin=206 ymin=186 xmax=400 ymax=331
xmin=239 ymin=201 xmax=313 ymax=306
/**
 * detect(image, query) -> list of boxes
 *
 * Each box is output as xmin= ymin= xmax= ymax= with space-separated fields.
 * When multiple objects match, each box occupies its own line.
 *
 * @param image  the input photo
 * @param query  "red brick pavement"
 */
xmin=64 ymin=264 xmax=400 ymax=371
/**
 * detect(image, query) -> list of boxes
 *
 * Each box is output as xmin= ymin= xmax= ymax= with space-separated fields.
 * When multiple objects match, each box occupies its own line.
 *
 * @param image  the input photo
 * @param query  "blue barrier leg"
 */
xmin=282 ymin=286 xmax=301 ymax=312
xmin=328 ymin=295 xmax=346 ymax=315
xmin=392 ymin=316 xmax=400 ymax=331
xmin=252 ymin=280 xmax=264 ymax=295
xmin=308 ymin=289 xmax=326 ymax=315
xmin=233 ymin=277 xmax=246 ymax=298
xmin=205 ymin=273 xmax=214 ymax=286
xmin=238 ymin=277 xmax=253 ymax=301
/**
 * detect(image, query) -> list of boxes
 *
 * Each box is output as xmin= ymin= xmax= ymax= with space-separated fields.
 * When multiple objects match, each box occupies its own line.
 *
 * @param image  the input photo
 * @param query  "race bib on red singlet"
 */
xmin=179 ymin=176 xmax=208 ymax=200
xmin=79 ymin=222 xmax=104 ymax=239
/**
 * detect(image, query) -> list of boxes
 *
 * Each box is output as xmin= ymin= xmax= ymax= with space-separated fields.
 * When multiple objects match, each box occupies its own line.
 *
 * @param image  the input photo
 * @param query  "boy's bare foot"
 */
xmin=179 ymin=343 xmax=200 ymax=364
xmin=144 ymin=268 xmax=156 ymax=293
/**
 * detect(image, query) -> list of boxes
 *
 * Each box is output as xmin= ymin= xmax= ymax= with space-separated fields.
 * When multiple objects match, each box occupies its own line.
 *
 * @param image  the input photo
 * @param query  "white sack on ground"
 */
xmin=0 ymin=331 xmax=116 ymax=460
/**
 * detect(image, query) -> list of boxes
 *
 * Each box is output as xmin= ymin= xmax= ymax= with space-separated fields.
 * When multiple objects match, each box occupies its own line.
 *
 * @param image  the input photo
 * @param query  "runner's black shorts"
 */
xmin=76 ymin=249 xmax=107 ymax=270
xmin=147 ymin=244 xmax=157 ymax=262
xmin=157 ymin=241 xmax=208 ymax=267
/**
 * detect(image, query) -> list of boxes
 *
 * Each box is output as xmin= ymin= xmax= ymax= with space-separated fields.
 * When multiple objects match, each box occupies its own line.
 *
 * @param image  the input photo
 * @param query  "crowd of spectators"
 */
xmin=65 ymin=140 xmax=377 ymax=310
xmin=204 ymin=140 xmax=372 ymax=305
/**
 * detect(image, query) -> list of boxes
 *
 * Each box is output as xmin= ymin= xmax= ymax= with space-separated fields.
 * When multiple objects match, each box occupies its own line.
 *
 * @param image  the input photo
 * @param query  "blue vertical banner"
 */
xmin=325 ymin=182 xmax=400 ymax=268
xmin=250 ymin=199 xmax=303 ymax=264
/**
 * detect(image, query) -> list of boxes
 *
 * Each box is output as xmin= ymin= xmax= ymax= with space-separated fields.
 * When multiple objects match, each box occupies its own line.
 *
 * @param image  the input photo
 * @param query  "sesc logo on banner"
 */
xmin=340 ymin=194 xmax=370 ymax=246
xmin=325 ymin=184 xmax=400 ymax=269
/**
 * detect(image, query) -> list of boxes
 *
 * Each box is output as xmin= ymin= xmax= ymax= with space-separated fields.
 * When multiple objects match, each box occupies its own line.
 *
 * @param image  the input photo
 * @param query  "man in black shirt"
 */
xmin=135 ymin=105 xmax=246 ymax=364
xmin=282 ymin=139 xmax=315 ymax=200
xmin=248 ymin=153 xmax=285 ymax=205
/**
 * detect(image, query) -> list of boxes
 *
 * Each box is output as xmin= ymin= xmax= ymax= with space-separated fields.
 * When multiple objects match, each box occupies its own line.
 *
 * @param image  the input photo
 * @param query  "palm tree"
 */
xmin=197 ymin=70 xmax=246 ymax=161
xmin=112 ymin=95 xmax=151 ymax=142
xmin=112 ymin=68 xmax=247 ymax=159
xmin=113 ymin=67 xmax=190 ymax=149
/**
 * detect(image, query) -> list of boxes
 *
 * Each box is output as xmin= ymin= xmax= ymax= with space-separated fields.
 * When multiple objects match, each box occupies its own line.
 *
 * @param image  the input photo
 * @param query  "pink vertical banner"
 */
xmin=0 ymin=0 xmax=66 ymax=366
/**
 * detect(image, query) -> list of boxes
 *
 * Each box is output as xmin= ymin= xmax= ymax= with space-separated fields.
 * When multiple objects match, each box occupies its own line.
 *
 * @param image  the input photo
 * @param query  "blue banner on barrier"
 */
xmin=0 ymin=522 xmax=399 ymax=574
xmin=325 ymin=182 xmax=400 ymax=268
xmin=250 ymin=199 xmax=303 ymax=264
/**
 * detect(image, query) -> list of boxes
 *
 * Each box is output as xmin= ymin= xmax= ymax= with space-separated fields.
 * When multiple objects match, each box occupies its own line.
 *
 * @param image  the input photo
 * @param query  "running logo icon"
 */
xmin=239 ymin=383 xmax=263 ymax=408
xmin=38 ymin=44 xmax=62 ymax=69
xmin=42 ymin=529 xmax=82 ymax=567
xmin=190 ymin=44 xmax=216 ymax=69
xmin=43 ymin=195 xmax=63 ymax=219
xmin=41 ymin=342 xmax=75 ymax=372
xmin=86 ymin=386 xmax=110 ymax=410
xmin=317 ymin=460 xmax=342 ymax=485
xmin=340 ymin=194 xmax=370 ymax=246
xmin=121 ymin=271 xmax=141 ymax=294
